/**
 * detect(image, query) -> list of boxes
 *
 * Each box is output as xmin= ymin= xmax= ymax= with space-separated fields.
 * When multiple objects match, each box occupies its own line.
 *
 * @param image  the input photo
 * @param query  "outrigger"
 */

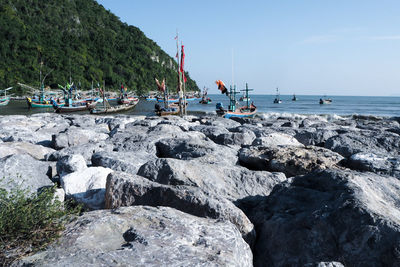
xmin=215 ymin=81 xmax=256 ymax=119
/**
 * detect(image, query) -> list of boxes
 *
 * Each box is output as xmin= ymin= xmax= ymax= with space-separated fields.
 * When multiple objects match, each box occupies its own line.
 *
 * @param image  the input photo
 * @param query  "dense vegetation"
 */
xmin=0 ymin=0 xmax=199 ymax=95
xmin=0 ymin=185 xmax=81 ymax=265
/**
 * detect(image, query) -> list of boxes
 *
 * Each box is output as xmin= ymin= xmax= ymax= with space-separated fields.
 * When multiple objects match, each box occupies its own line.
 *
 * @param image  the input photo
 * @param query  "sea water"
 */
xmin=1 ymin=94 xmax=399 ymax=117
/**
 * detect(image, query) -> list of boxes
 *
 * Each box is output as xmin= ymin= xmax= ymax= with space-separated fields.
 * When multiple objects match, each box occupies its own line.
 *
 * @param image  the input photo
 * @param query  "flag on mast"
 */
xmin=180 ymin=45 xmax=187 ymax=82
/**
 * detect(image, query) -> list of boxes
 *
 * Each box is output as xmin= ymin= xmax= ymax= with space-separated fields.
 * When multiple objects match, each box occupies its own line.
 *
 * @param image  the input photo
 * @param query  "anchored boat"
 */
xmin=273 ymin=87 xmax=282 ymax=104
xmin=215 ymin=82 xmax=256 ymax=119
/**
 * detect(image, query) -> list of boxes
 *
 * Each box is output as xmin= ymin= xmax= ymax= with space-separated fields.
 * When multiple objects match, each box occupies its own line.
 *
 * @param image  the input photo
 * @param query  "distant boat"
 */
xmin=0 ymin=87 xmax=12 ymax=106
xmin=320 ymin=95 xmax=332 ymax=104
xmin=292 ymin=94 xmax=297 ymax=101
xmin=273 ymin=87 xmax=282 ymax=104
xmin=215 ymin=82 xmax=257 ymax=119
xmin=199 ymin=87 xmax=212 ymax=104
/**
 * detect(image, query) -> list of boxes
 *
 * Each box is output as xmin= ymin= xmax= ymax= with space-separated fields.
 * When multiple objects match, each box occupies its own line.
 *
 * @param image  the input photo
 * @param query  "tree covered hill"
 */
xmin=0 ymin=0 xmax=199 ymax=95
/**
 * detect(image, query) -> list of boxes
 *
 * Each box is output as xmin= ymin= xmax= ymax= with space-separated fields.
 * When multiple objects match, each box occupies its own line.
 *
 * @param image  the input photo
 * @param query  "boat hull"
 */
xmin=155 ymin=103 xmax=180 ymax=116
xmin=0 ymin=99 xmax=10 ymax=106
xmin=54 ymin=102 xmax=97 ymax=113
xmin=157 ymin=98 xmax=179 ymax=103
xmin=91 ymin=100 xmax=139 ymax=114
xmin=216 ymin=109 xmax=257 ymax=119
xmin=28 ymin=99 xmax=64 ymax=108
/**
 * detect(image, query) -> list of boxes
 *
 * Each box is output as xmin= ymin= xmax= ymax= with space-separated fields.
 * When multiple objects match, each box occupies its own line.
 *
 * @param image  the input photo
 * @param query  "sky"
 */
xmin=96 ymin=0 xmax=400 ymax=96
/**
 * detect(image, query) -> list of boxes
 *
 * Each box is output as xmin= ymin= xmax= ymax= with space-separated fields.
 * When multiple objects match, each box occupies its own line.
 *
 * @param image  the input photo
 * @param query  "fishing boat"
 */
xmin=154 ymin=34 xmax=187 ymax=116
xmin=239 ymin=91 xmax=250 ymax=102
xmin=199 ymin=87 xmax=212 ymax=104
xmin=0 ymin=87 xmax=12 ymax=106
xmin=145 ymin=92 xmax=158 ymax=101
xmin=155 ymin=102 xmax=180 ymax=116
xmin=154 ymin=78 xmax=181 ymax=116
xmin=319 ymin=98 xmax=332 ymax=104
xmin=292 ymin=94 xmax=298 ymax=101
xmin=156 ymin=97 xmax=179 ymax=103
xmin=215 ymin=82 xmax=257 ymax=119
xmin=91 ymin=95 xmax=139 ymax=114
xmin=52 ymin=84 xmax=97 ymax=113
xmin=273 ymin=87 xmax=282 ymax=104
xmin=117 ymin=96 xmax=139 ymax=105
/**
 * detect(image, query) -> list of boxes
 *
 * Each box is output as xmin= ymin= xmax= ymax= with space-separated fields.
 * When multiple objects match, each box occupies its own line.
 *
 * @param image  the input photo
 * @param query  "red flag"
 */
xmin=215 ymin=80 xmax=228 ymax=95
xmin=180 ymin=45 xmax=187 ymax=82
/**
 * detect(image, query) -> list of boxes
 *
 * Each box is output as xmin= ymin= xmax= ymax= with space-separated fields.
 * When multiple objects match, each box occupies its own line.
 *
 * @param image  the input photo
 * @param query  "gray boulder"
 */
xmin=294 ymin=128 xmax=338 ymax=146
xmin=202 ymin=117 xmax=241 ymax=128
xmin=56 ymin=154 xmax=87 ymax=177
xmin=61 ymin=166 xmax=113 ymax=210
xmin=239 ymin=146 xmax=344 ymax=177
xmin=51 ymin=126 xmax=109 ymax=150
xmin=325 ymin=130 xmax=400 ymax=158
xmin=17 ymin=206 xmax=252 ymax=266
xmin=252 ymin=132 xmax=304 ymax=147
xmin=92 ymin=150 xmax=156 ymax=175
xmin=247 ymin=169 xmax=400 ymax=267
xmin=45 ymin=141 xmax=113 ymax=164
xmin=0 ymin=142 xmax=55 ymax=160
xmin=105 ymin=172 xmax=255 ymax=244
xmin=215 ymin=131 xmax=256 ymax=146
xmin=0 ymin=154 xmax=52 ymax=193
xmin=155 ymin=137 xmax=239 ymax=165
xmin=347 ymin=152 xmax=400 ymax=178
xmin=137 ymin=158 xmax=286 ymax=201
xmin=188 ymin=124 xmax=229 ymax=141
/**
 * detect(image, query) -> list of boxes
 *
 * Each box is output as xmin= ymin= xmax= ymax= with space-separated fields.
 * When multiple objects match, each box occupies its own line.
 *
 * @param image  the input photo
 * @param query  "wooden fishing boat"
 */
xmin=154 ymin=35 xmax=188 ymax=116
xmin=199 ymin=98 xmax=212 ymax=104
xmin=155 ymin=103 xmax=180 ymax=116
xmin=91 ymin=98 xmax=139 ymax=114
xmin=199 ymin=87 xmax=212 ymax=104
xmin=0 ymin=87 xmax=12 ymax=106
xmin=273 ymin=87 xmax=282 ymax=104
xmin=27 ymin=97 xmax=63 ymax=108
xmin=215 ymin=82 xmax=257 ymax=119
xmin=53 ymin=101 xmax=97 ymax=113
xmin=0 ymin=99 xmax=10 ymax=106
xmin=117 ymin=96 xmax=139 ymax=105
xmin=320 ymin=98 xmax=332 ymax=104
xmin=157 ymin=97 xmax=179 ymax=103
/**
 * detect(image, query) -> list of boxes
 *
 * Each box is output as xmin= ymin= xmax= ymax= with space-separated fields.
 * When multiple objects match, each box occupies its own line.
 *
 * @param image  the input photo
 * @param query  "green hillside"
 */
xmin=0 ymin=0 xmax=199 ymax=95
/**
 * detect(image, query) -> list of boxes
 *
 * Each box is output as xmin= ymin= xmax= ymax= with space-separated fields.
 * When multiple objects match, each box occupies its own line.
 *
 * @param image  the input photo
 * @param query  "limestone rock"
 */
xmin=247 ymin=169 xmax=400 ymax=266
xmin=56 ymin=154 xmax=87 ymax=177
xmin=60 ymin=167 xmax=113 ymax=210
xmin=137 ymin=158 xmax=286 ymax=201
xmin=105 ymin=172 xmax=255 ymax=244
xmin=0 ymin=142 xmax=55 ymax=160
xmin=0 ymin=154 xmax=52 ymax=193
xmin=91 ymin=151 xmax=156 ymax=175
xmin=17 ymin=206 xmax=252 ymax=266
xmin=239 ymin=146 xmax=344 ymax=177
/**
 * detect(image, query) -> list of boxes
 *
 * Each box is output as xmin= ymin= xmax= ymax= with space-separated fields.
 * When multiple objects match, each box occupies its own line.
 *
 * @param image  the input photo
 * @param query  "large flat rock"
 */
xmin=17 ymin=206 xmax=253 ymax=267
xmin=105 ymin=171 xmax=256 ymax=244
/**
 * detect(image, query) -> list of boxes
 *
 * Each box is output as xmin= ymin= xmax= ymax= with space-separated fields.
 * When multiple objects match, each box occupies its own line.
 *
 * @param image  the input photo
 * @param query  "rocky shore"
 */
xmin=1 ymin=113 xmax=400 ymax=266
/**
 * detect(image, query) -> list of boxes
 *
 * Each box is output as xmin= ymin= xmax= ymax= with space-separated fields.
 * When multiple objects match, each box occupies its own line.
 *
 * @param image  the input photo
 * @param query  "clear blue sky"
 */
xmin=96 ymin=0 xmax=400 ymax=96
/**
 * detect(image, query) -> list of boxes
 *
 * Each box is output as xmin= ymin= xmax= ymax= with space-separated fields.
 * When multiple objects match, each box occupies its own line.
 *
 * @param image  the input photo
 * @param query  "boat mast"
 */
xmin=176 ymin=30 xmax=183 ymax=116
